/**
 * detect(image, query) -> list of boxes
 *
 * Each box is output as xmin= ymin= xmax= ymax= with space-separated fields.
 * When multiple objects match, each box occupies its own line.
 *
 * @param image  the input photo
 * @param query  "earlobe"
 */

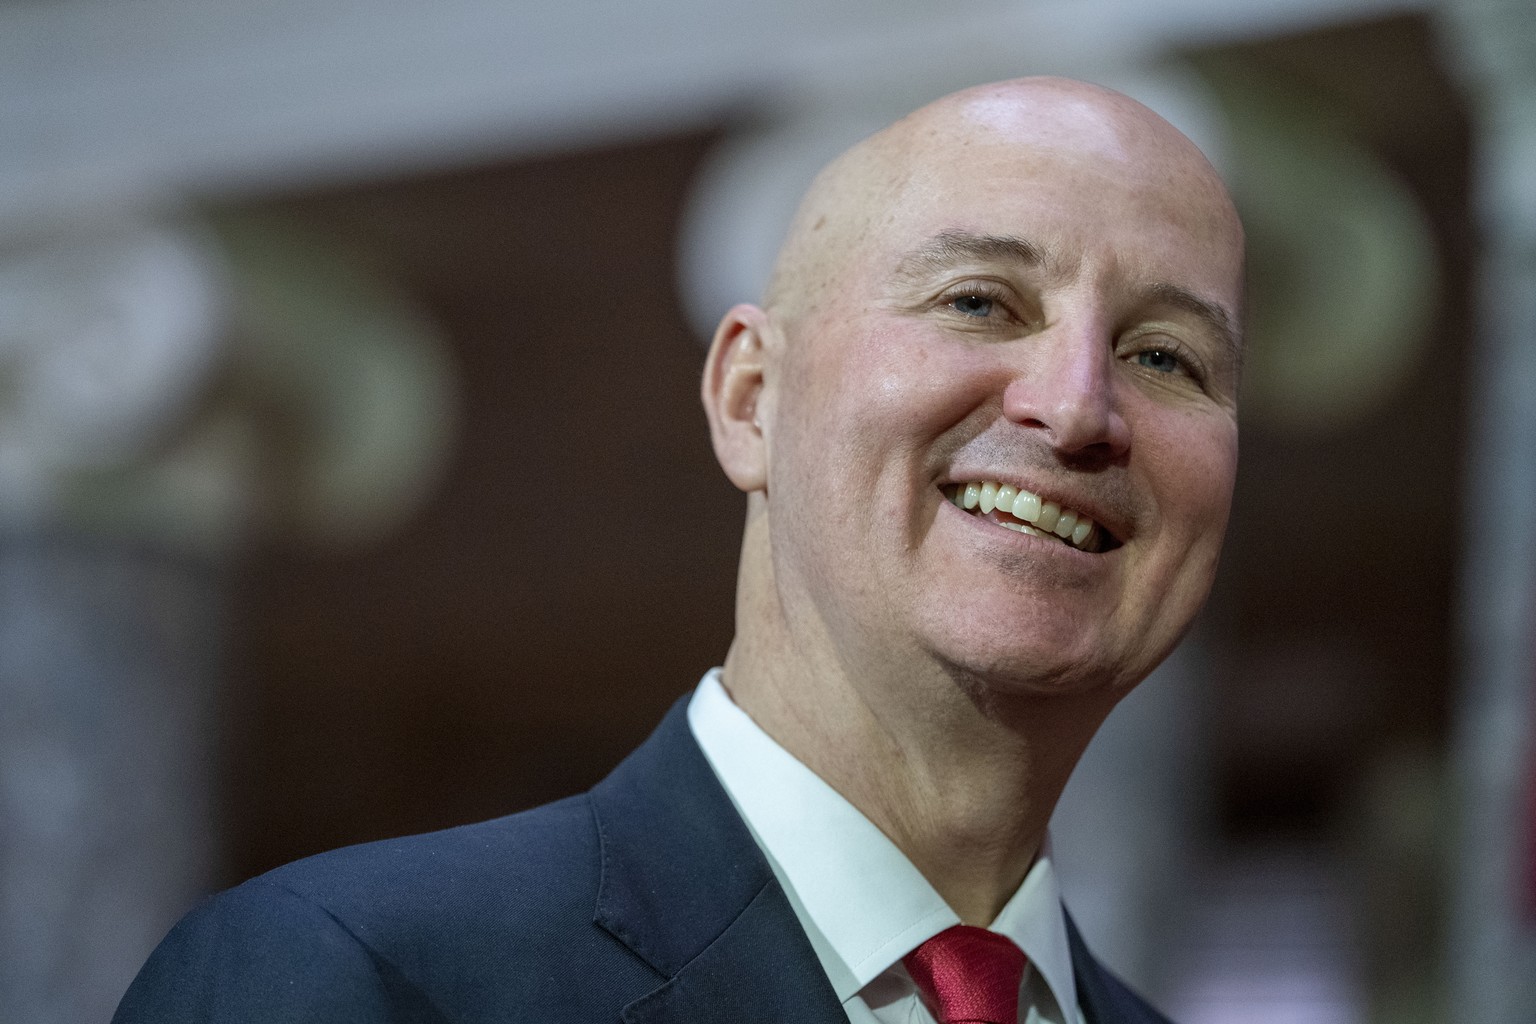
xmin=701 ymin=303 xmax=772 ymax=493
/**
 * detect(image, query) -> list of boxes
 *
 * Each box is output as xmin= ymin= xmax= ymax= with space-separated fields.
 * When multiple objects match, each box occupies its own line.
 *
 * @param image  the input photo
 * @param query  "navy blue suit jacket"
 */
xmin=115 ymin=699 xmax=1171 ymax=1023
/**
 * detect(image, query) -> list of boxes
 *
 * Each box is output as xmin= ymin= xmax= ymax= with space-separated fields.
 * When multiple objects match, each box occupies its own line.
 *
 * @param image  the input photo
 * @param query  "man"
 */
xmin=115 ymin=76 xmax=1244 ymax=1024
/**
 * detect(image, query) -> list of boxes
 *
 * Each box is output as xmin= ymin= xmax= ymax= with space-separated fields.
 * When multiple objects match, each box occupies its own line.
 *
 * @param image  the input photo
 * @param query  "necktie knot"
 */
xmin=903 ymin=925 xmax=1027 ymax=1024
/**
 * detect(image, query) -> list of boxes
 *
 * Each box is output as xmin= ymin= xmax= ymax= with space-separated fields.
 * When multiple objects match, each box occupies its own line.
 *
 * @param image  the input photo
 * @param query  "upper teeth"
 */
xmin=949 ymin=480 xmax=1101 ymax=551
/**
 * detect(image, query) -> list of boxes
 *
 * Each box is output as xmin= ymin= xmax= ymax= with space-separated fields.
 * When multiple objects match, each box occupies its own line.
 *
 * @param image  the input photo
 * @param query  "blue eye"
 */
xmin=950 ymin=295 xmax=994 ymax=318
xmin=1136 ymin=349 xmax=1183 ymax=374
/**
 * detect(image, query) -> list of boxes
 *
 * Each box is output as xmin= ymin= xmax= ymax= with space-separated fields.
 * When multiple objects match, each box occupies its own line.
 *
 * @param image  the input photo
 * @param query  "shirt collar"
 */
xmin=688 ymin=668 xmax=1080 ymax=1018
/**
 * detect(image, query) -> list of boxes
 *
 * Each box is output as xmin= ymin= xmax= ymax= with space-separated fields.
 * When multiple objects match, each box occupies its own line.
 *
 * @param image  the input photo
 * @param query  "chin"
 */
xmin=933 ymin=642 xmax=1133 ymax=703
xmin=919 ymin=607 xmax=1103 ymax=689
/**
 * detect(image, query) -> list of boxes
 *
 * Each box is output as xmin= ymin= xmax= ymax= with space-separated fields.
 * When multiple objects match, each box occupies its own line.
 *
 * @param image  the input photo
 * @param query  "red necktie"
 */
xmin=903 ymin=925 xmax=1028 ymax=1024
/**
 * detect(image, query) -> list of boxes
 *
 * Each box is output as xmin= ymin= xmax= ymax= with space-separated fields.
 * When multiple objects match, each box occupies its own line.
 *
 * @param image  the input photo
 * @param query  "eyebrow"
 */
xmin=893 ymin=230 xmax=1242 ymax=361
xmin=1145 ymin=282 xmax=1243 ymax=364
xmin=892 ymin=231 xmax=1051 ymax=281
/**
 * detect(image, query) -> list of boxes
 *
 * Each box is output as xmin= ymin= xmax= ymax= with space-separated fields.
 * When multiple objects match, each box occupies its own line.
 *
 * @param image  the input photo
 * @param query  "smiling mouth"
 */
xmin=944 ymin=481 xmax=1120 ymax=553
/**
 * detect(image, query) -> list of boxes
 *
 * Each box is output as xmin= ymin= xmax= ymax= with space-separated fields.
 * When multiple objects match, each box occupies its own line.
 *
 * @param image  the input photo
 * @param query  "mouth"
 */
xmin=943 ymin=480 xmax=1121 ymax=554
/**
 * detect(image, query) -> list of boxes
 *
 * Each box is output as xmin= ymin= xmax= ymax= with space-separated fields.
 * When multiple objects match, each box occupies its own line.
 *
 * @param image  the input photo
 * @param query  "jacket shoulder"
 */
xmin=116 ymin=795 xmax=660 ymax=1022
xmin=263 ymin=793 xmax=602 ymax=938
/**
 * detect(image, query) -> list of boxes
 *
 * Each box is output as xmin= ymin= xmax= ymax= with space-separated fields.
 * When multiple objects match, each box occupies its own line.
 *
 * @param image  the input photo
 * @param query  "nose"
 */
xmin=1000 ymin=322 xmax=1130 ymax=459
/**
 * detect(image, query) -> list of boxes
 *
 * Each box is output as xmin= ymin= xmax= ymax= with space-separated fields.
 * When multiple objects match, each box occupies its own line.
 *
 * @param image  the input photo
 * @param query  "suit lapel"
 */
xmin=1066 ymin=912 xmax=1173 ymax=1024
xmin=589 ymin=699 xmax=845 ymax=1024
xmin=619 ymin=881 xmax=846 ymax=1024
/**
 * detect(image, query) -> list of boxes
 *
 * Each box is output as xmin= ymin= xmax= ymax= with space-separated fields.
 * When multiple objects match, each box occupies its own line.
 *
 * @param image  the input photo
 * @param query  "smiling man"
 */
xmin=116 ymin=78 xmax=1243 ymax=1024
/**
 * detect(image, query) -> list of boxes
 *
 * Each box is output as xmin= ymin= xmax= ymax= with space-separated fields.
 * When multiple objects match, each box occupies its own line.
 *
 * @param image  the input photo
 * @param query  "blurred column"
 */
xmin=0 ymin=541 xmax=226 ymax=1024
xmin=0 ymin=208 xmax=459 ymax=1023
xmin=1439 ymin=1 xmax=1536 ymax=1021
xmin=0 ymin=213 xmax=234 ymax=1024
xmin=1051 ymin=642 xmax=1211 ymax=1003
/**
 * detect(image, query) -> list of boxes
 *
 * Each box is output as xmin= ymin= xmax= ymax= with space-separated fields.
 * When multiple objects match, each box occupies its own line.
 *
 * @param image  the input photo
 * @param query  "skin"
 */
xmin=700 ymin=77 xmax=1245 ymax=926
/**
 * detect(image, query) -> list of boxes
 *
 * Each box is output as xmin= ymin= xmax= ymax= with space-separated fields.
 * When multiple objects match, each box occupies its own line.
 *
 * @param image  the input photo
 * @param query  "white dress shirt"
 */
xmin=688 ymin=669 xmax=1084 ymax=1024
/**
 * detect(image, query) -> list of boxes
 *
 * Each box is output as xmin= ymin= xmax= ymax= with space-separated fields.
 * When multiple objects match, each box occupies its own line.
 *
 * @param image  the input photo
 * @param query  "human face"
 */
xmin=758 ymin=92 xmax=1244 ymax=697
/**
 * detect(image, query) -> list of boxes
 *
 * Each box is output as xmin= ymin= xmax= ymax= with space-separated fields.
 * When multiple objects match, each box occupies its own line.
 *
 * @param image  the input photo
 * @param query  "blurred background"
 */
xmin=3 ymin=1 xmax=1534 ymax=1022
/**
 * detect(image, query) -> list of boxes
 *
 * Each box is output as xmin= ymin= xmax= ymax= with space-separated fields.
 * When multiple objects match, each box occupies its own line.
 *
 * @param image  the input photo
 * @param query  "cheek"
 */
xmin=1140 ymin=410 xmax=1239 ymax=548
xmin=1124 ymin=415 xmax=1237 ymax=658
xmin=852 ymin=324 xmax=1003 ymax=435
xmin=1187 ymin=425 xmax=1239 ymax=518
xmin=787 ymin=326 xmax=940 ymax=443
xmin=773 ymin=314 xmax=1015 ymax=491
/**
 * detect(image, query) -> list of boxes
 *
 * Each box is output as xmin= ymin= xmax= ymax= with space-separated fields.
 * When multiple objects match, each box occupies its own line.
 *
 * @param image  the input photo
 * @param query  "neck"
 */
xmin=721 ymin=617 xmax=1118 ymax=926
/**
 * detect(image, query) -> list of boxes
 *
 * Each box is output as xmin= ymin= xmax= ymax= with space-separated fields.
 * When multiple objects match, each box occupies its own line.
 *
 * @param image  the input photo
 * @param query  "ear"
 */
xmin=701 ymin=303 xmax=773 ymax=493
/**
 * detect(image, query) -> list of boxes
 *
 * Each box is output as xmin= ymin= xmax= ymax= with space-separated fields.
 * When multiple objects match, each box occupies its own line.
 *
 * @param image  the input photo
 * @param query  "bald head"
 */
xmin=763 ymin=77 xmax=1243 ymax=331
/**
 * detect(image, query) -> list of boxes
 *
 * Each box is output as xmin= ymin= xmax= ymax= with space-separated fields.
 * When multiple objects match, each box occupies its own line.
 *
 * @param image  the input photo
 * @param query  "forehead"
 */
xmin=855 ymin=112 xmax=1244 ymax=309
